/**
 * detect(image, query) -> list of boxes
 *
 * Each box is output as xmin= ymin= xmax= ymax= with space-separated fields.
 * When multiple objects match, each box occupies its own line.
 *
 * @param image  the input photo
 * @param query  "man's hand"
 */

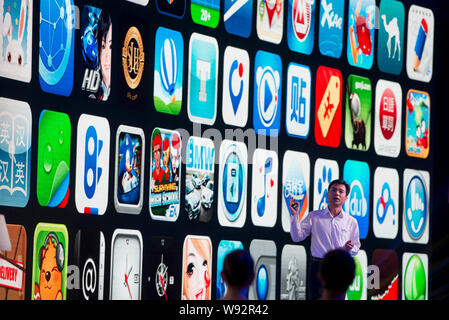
xmin=289 ymin=197 xmax=300 ymax=217
xmin=344 ymin=240 xmax=354 ymax=251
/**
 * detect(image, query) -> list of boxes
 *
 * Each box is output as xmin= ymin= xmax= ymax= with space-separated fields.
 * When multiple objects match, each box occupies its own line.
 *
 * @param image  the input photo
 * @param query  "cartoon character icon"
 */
xmin=162 ymin=137 xmax=171 ymax=182
xmin=2 ymin=0 xmax=28 ymax=67
xmin=171 ymin=134 xmax=180 ymax=182
xmin=118 ymin=133 xmax=139 ymax=204
xmin=349 ymin=0 xmax=373 ymax=65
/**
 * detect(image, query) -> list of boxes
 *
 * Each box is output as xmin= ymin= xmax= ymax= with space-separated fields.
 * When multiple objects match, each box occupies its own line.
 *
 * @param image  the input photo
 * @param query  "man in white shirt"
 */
xmin=289 ymin=179 xmax=361 ymax=300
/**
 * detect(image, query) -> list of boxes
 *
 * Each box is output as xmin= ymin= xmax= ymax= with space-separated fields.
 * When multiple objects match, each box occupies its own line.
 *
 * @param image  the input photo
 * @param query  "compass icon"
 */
xmin=155 ymin=254 xmax=169 ymax=299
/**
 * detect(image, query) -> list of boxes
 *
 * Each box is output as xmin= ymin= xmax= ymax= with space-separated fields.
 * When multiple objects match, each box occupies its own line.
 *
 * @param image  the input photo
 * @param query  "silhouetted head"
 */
xmin=221 ymin=249 xmax=255 ymax=289
xmin=319 ymin=249 xmax=356 ymax=292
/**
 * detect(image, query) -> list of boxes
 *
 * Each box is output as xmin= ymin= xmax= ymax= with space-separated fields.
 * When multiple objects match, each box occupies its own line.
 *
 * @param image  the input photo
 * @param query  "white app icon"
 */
xmin=313 ymin=158 xmax=339 ymax=211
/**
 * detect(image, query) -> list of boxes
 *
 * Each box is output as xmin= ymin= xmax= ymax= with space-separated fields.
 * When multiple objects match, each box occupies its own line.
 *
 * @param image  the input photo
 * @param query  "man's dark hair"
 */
xmin=328 ymin=179 xmax=351 ymax=196
xmin=319 ymin=249 xmax=356 ymax=292
xmin=222 ymin=249 xmax=255 ymax=288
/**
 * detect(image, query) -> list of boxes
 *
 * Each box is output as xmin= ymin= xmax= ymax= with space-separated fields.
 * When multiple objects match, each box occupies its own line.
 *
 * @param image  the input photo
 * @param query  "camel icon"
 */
xmin=381 ymin=14 xmax=401 ymax=61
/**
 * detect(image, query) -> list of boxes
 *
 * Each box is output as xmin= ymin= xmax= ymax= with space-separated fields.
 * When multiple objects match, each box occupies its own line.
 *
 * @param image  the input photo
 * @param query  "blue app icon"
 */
xmin=319 ymin=0 xmax=345 ymax=58
xmin=216 ymin=240 xmax=244 ymax=299
xmin=343 ymin=160 xmax=370 ymax=239
xmin=404 ymin=174 xmax=427 ymax=240
xmin=253 ymin=50 xmax=282 ymax=137
xmin=224 ymin=0 xmax=253 ymax=38
xmin=39 ymin=0 xmax=75 ymax=96
xmin=287 ymin=0 xmax=316 ymax=55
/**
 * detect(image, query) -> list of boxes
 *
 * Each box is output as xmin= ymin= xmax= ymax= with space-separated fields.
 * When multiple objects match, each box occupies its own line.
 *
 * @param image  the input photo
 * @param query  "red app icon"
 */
xmin=315 ymin=66 xmax=343 ymax=147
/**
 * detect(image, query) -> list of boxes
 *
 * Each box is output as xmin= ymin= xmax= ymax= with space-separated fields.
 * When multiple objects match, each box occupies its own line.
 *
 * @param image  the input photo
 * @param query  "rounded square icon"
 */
xmin=191 ymin=0 xmax=219 ymax=28
xmin=402 ymin=253 xmax=428 ymax=300
xmin=0 ymin=98 xmax=31 ymax=207
xmin=218 ymin=140 xmax=247 ymax=228
xmin=318 ymin=0 xmax=345 ymax=58
xmin=156 ymin=0 xmax=186 ymax=19
xmin=224 ymin=0 xmax=253 ymax=38
xmin=154 ymin=27 xmax=183 ymax=115
xmin=253 ymin=50 xmax=282 ymax=137
xmin=185 ymin=136 xmax=215 ymax=222
xmin=36 ymin=110 xmax=71 ymax=208
xmin=181 ymin=235 xmax=212 ymax=300
xmin=346 ymin=249 xmax=367 ymax=300
xmin=126 ymin=0 xmax=148 ymax=4
xmin=114 ymin=125 xmax=145 ymax=215
xmin=406 ymin=5 xmax=434 ymax=83
xmin=287 ymin=0 xmax=316 ymax=55
xmin=369 ymin=249 xmax=398 ymax=300
xmin=286 ymin=62 xmax=311 ymax=138
xmin=343 ymin=160 xmax=370 ymax=239
xmin=377 ymin=0 xmax=404 ymax=75
xmin=346 ymin=0 xmax=375 ymax=70
xmin=188 ymin=33 xmax=219 ymax=125
xmin=256 ymin=0 xmax=284 ymax=43
xmin=222 ymin=46 xmax=250 ymax=128
xmin=281 ymin=151 xmax=310 ymax=232
xmin=216 ymin=240 xmax=243 ymax=300
xmin=150 ymin=128 xmax=182 ymax=221
xmin=374 ymin=80 xmax=402 ymax=158
xmin=405 ymin=90 xmax=430 ymax=159
xmin=39 ymin=0 xmax=74 ymax=96
xmin=402 ymin=169 xmax=429 ymax=244
xmin=251 ymin=148 xmax=278 ymax=228
xmin=280 ymin=245 xmax=306 ymax=300
xmin=313 ymin=158 xmax=339 ymax=211
xmin=31 ymin=223 xmax=69 ymax=300
xmin=75 ymin=114 xmax=110 ymax=215
xmin=314 ymin=66 xmax=342 ymax=147
xmin=110 ymin=229 xmax=143 ymax=300
xmin=249 ymin=239 xmax=276 ymax=300
xmin=345 ymin=74 xmax=372 ymax=151
xmin=373 ymin=167 xmax=399 ymax=239
xmin=0 ymin=0 xmax=33 ymax=82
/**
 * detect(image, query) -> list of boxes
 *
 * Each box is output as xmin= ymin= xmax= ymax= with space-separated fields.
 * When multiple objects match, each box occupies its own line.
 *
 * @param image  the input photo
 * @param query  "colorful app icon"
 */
xmin=191 ymin=0 xmax=219 ymax=28
xmin=287 ymin=0 xmax=315 ymax=55
xmin=403 ymin=169 xmax=429 ymax=244
xmin=286 ymin=62 xmax=311 ymax=138
xmin=282 ymin=151 xmax=309 ymax=232
xmin=224 ymin=0 xmax=253 ymax=38
xmin=314 ymin=66 xmax=342 ymax=147
xmin=373 ymin=167 xmax=398 ymax=239
xmin=71 ymin=230 xmax=105 ymax=300
xmin=148 ymin=236 xmax=177 ymax=300
xmin=253 ymin=50 xmax=282 ymax=137
xmin=405 ymin=90 xmax=430 ymax=159
xmin=406 ymin=5 xmax=434 ymax=83
xmin=156 ymin=0 xmax=186 ymax=18
xmin=0 ymin=98 xmax=31 ymax=207
xmin=377 ymin=0 xmax=404 ymax=75
xmin=80 ymin=6 xmax=112 ymax=101
xmin=216 ymin=240 xmax=244 ymax=300
xmin=280 ymin=244 xmax=306 ymax=300
xmin=318 ymin=0 xmax=344 ymax=58
xmin=110 ymin=229 xmax=143 ymax=300
xmin=32 ymin=223 xmax=69 ymax=300
xmin=402 ymin=253 xmax=428 ymax=300
xmin=251 ymin=148 xmax=278 ymax=228
xmin=150 ymin=128 xmax=182 ymax=221
xmin=36 ymin=110 xmax=71 ymax=208
xmin=369 ymin=249 xmax=398 ymax=300
xmin=114 ymin=125 xmax=145 ymax=214
xmin=347 ymin=0 xmax=375 ymax=69
xmin=182 ymin=235 xmax=212 ymax=300
xmin=185 ymin=136 xmax=215 ymax=222
xmin=0 ymin=0 xmax=32 ymax=82
xmin=222 ymin=46 xmax=250 ymax=127
xmin=188 ymin=33 xmax=218 ymax=125
xmin=154 ymin=27 xmax=183 ymax=115
xmin=75 ymin=114 xmax=110 ymax=215
xmin=218 ymin=140 xmax=247 ymax=228
xmin=346 ymin=250 xmax=367 ymax=300
xmin=343 ymin=160 xmax=369 ymax=239
xmin=256 ymin=0 xmax=284 ymax=43
xmin=345 ymin=74 xmax=372 ymax=151
xmin=0 ymin=224 xmax=26 ymax=300
xmin=39 ymin=0 xmax=74 ymax=96
xmin=313 ymin=158 xmax=339 ymax=211
xmin=249 ymin=239 xmax=276 ymax=300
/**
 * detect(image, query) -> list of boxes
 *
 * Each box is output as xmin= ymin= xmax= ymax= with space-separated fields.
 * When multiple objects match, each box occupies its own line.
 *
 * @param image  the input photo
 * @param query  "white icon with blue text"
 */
xmin=403 ymin=169 xmax=429 ymax=244
xmin=373 ymin=167 xmax=398 ymax=239
xmin=313 ymin=158 xmax=338 ymax=211
xmin=286 ymin=63 xmax=311 ymax=138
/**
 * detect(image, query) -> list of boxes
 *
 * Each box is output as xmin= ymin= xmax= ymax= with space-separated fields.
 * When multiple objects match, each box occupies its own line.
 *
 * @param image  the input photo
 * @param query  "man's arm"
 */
xmin=289 ymin=197 xmax=312 ymax=242
xmin=344 ymin=220 xmax=361 ymax=256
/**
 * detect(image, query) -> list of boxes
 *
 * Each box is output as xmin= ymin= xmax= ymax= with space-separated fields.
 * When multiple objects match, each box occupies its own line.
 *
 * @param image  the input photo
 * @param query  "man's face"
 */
xmin=327 ymin=183 xmax=348 ymax=208
xmin=154 ymin=144 xmax=161 ymax=168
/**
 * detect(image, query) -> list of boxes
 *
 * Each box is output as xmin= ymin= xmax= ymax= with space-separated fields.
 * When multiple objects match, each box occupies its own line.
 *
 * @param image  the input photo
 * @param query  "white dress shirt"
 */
xmin=290 ymin=207 xmax=360 ymax=258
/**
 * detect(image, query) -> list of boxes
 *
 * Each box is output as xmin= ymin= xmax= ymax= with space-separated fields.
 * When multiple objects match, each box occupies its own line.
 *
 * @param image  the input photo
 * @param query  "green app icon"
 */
xmin=36 ymin=110 xmax=71 ymax=207
xmin=347 ymin=256 xmax=363 ymax=300
xmin=191 ymin=0 xmax=220 ymax=28
xmin=404 ymin=254 xmax=426 ymax=300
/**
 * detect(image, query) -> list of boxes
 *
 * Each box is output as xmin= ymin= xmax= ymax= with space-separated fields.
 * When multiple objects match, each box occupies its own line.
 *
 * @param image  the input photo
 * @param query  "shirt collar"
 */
xmin=326 ymin=206 xmax=345 ymax=219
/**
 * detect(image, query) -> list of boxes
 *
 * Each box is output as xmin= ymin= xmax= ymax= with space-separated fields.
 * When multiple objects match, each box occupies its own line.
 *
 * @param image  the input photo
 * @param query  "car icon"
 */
xmin=186 ymin=180 xmax=201 ymax=220
xmin=191 ymin=173 xmax=202 ymax=189
xmin=201 ymin=181 xmax=214 ymax=209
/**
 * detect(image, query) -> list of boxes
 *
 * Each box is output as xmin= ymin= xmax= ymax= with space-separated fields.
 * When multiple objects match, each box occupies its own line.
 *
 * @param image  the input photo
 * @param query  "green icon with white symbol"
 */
xmin=404 ymin=254 xmax=426 ymax=300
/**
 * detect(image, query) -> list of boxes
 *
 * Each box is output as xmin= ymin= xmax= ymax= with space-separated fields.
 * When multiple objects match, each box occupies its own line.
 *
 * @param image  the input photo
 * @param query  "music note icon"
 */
xmin=257 ymin=157 xmax=273 ymax=217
